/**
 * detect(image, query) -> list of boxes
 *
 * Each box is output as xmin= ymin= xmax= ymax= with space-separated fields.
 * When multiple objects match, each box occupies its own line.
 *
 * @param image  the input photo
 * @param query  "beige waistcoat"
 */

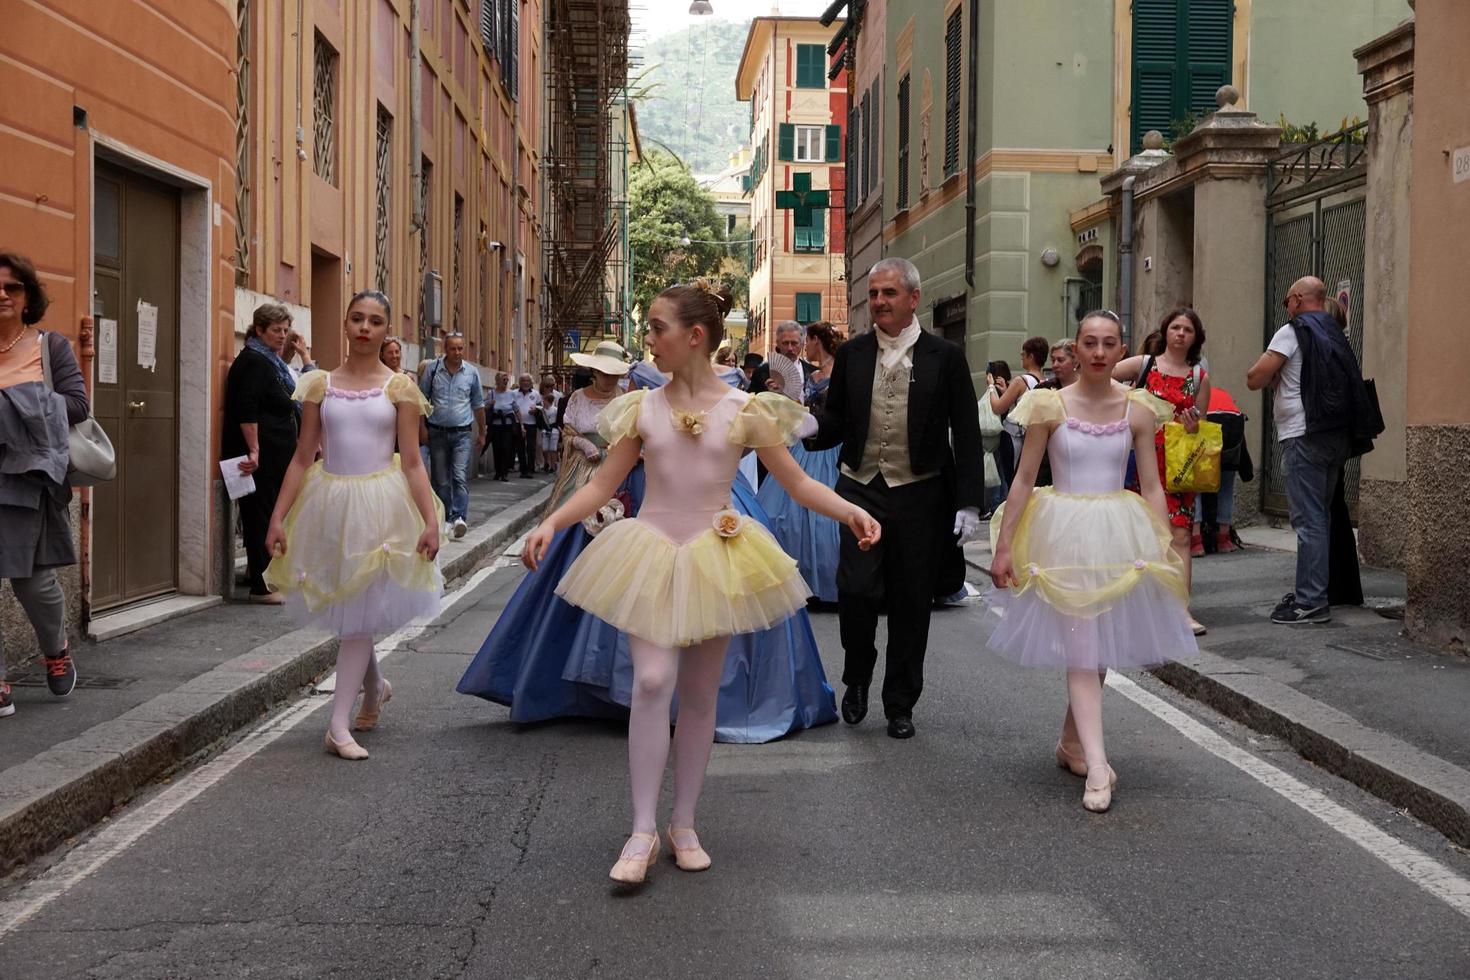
xmin=841 ymin=361 xmax=936 ymax=487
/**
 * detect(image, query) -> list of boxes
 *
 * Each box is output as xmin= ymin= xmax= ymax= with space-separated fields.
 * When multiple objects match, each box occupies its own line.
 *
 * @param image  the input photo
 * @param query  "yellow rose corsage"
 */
xmin=672 ymin=408 xmax=707 ymax=437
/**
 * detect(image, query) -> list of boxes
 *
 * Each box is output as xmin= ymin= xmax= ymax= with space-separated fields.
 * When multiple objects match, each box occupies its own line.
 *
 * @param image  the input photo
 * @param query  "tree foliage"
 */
xmin=633 ymin=20 xmax=751 ymax=174
xmin=629 ymin=153 xmax=730 ymax=319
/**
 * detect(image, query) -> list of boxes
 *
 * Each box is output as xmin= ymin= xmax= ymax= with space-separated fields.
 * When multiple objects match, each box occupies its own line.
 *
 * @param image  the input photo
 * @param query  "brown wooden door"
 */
xmin=91 ymin=163 xmax=180 ymax=610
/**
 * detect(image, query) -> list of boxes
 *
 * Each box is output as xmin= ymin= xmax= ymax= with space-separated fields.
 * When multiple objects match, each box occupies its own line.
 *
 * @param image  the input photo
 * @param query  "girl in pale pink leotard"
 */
xmin=521 ymin=281 xmax=881 ymax=885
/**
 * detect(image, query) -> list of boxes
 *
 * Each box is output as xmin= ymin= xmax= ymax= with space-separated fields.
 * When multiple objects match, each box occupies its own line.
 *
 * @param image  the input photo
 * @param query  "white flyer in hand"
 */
xmin=219 ymin=456 xmax=256 ymax=500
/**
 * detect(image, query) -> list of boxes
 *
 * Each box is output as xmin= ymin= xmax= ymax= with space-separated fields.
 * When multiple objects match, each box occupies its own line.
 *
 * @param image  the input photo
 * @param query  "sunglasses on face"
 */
xmin=0 ymin=282 xmax=25 ymax=298
xmin=1282 ymin=293 xmax=1301 ymax=310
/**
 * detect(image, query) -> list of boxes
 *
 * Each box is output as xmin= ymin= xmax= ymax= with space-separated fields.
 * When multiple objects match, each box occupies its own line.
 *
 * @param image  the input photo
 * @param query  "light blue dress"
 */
xmin=755 ymin=375 xmax=841 ymax=603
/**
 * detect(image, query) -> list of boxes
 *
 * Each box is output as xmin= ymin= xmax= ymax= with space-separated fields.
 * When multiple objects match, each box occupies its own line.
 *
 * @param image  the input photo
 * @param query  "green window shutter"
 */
xmin=1185 ymin=0 xmax=1233 ymax=119
xmin=825 ymin=124 xmax=841 ymax=163
xmin=795 ymin=292 xmax=821 ymax=323
xmin=1131 ymin=0 xmax=1179 ymax=154
xmin=796 ymin=44 xmax=826 ymax=89
xmin=778 ymin=123 xmax=795 ymax=161
xmin=943 ymin=8 xmax=962 ymax=177
xmin=794 ymin=214 xmax=825 ymax=254
xmin=896 ymin=73 xmax=911 ymax=210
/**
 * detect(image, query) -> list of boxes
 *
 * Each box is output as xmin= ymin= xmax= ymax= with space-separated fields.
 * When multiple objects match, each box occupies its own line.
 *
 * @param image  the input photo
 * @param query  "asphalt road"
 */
xmin=3 ymin=558 xmax=1469 ymax=980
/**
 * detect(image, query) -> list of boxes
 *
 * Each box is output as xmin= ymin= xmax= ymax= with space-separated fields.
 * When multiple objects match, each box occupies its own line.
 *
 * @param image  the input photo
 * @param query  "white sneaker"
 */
xmin=453 ymin=518 xmax=467 ymax=539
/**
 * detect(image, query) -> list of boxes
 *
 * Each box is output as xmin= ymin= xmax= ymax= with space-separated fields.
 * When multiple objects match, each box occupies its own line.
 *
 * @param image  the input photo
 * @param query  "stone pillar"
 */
xmin=1354 ymin=21 xmax=1414 ymax=569
xmin=1404 ymin=0 xmax=1469 ymax=649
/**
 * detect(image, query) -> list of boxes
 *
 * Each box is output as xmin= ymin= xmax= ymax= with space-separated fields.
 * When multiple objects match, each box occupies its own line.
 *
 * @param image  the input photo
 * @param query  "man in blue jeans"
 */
xmin=420 ymin=333 xmax=486 ymax=540
xmin=1247 ymin=276 xmax=1365 ymax=624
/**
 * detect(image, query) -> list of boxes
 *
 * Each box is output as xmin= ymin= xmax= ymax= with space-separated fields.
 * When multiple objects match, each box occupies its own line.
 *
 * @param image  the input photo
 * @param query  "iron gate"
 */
xmin=1261 ymin=123 xmax=1368 ymax=516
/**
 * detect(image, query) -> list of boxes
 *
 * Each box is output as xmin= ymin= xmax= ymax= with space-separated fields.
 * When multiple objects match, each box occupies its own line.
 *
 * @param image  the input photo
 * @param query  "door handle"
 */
xmin=127 ymin=400 xmax=146 ymax=411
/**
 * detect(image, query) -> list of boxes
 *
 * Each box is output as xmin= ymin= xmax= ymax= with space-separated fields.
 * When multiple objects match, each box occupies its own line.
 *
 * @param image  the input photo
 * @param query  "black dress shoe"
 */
xmin=840 ymin=685 xmax=868 ymax=725
xmin=887 ymin=715 xmax=916 ymax=739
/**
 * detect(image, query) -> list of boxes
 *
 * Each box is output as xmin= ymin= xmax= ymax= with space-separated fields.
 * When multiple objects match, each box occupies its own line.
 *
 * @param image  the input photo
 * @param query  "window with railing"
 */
xmin=374 ymin=106 xmax=393 ymax=293
xmin=312 ymin=32 xmax=338 ymax=185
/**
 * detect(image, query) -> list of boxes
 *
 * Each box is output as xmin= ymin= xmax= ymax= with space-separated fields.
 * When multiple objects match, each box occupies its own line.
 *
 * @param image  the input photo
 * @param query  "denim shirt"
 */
xmin=421 ymin=358 xmax=485 ymax=428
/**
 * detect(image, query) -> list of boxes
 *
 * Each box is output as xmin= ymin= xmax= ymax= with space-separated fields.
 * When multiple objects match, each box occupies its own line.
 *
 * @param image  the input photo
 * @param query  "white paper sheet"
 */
xmin=97 ymin=317 xmax=118 ymax=385
xmin=219 ymin=456 xmax=256 ymax=500
xmin=136 ymin=300 xmax=157 ymax=372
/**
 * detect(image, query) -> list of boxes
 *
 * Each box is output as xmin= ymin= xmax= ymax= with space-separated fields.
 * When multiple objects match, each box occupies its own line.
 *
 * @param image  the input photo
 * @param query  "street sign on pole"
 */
xmin=563 ymin=330 xmax=580 ymax=352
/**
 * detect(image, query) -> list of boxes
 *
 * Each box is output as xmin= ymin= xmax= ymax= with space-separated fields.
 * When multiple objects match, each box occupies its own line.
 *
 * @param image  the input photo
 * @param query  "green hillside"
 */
xmin=633 ymin=19 xmax=752 ymax=175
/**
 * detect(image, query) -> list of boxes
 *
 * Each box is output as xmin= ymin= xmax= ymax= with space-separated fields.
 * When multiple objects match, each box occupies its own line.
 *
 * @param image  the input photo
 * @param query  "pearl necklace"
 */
xmin=0 ymin=326 xmax=30 ymax=356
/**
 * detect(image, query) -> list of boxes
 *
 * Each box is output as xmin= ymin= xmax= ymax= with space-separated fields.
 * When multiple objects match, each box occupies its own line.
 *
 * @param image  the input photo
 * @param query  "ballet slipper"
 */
xmin=609 ymin=833 xmax=660 ymax=884
xmin=354 ymin=679 xmax=393 ymax=731
xmin=666 ymin=826 xmax=712 ymax=872
xmin=324 ymin=731 xmax=370 ymax=761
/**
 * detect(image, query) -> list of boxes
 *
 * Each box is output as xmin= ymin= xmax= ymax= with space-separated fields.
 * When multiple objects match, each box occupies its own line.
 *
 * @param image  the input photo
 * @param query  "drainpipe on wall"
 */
xmin=964 ymin=0 xmax=978 ymax=289
xmin=409 ymin=0 xmax=424 ymax=354
xmin=1119 ymin=175 xmax=1136 ymax=349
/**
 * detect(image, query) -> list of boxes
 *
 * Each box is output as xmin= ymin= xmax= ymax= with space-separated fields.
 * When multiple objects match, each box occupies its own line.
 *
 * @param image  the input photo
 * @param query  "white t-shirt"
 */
xmin=1268 ymin=324 xmax=1306 ymax=441
xmin=512 ymin=389 xmax=543 ymax=425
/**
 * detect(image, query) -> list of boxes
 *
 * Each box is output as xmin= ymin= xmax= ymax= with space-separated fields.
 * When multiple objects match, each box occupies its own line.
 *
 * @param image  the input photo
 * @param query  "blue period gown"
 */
xmin=755 ymin=374 xmax=840 ymax=603
xmin=456 ymin=380 xmax=837 ymax=743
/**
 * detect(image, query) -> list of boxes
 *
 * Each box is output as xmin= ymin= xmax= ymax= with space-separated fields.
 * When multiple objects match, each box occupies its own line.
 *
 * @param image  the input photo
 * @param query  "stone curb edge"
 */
xmin=0 ymin=486 xmax=552 ymax=876
xmin=962 ymin=551 xmax=1470 ymax=847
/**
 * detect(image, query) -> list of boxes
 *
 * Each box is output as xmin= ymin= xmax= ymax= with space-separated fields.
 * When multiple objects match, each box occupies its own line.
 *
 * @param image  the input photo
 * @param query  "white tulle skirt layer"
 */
xmin=983 ymin=488 xmax=1197 ymax=670
xmin=265 ymin=458 xmax=443 ymax=636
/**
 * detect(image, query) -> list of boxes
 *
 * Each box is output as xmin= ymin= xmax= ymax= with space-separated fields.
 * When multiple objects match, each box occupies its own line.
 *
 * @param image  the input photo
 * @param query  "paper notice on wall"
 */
xmin=97 ymin=317 xmax=118 ymax=385
xmin=136 ymin=300 xmax=157 ymax=372
xmin=1335 ymin=279 xmax=1352 ymax=334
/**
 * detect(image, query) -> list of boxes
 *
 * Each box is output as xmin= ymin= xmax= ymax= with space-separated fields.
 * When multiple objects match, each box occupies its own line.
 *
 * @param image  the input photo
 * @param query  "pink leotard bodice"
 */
xmin=320 ymin=381 xmax=399 ymax=477
xmin=634 ymin=385 xmax=748 ymax=544
xmin=1045 ymin=395 xmax=1134 ymax=496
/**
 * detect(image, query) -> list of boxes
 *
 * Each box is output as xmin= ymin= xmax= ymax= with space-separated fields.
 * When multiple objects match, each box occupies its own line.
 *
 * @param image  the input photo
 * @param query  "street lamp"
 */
xmin=688 ymin=1 xmax=713 ymax=14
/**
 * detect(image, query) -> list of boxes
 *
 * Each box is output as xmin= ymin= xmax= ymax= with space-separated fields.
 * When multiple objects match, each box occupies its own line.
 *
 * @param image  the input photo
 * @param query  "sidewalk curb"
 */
xmin=0 ymin=486 xmax=552 ymax=876
xmin=962 ymin=550 xmax=1470 ymax=846
xmin=1152 ymin=653 xmax=1470 ymax=847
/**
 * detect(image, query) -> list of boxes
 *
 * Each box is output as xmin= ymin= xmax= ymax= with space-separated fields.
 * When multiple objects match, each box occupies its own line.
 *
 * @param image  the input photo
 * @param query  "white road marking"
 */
xmin=0 ymin=563 xmax=500 ymax=938
xmin=1106 ymin=672 xmax=1470 ymax=920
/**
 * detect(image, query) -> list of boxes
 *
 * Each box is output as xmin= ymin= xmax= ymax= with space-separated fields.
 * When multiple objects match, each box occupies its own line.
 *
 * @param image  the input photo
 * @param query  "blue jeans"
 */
xmin=428 ymin=427 xmax=473 ymax=522
xmin=1282 ymin=431 xmax=1350 ymax=609
xmin=1195 ymin=472 xmax=1237 ymax=526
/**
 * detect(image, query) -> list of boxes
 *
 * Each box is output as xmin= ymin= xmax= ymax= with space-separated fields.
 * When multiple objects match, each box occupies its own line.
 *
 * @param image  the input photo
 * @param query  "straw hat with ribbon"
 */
xmin=569 ymin=339 xmax=632 ymax=376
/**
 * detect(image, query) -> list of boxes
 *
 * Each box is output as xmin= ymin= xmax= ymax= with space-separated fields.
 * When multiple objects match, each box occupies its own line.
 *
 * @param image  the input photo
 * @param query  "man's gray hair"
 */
xmin=775 ymin=320 xmax=803 ymax=337
xmin=869 ymin=257 xmax=922 ymax=293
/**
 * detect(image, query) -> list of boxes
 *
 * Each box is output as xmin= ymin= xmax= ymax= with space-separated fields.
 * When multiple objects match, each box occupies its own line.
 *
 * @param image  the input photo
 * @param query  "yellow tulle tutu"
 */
xmin=554 ymin=517 xmax=811 ymax=648
xmin=264 ymin=455 xmax=444 ymax=631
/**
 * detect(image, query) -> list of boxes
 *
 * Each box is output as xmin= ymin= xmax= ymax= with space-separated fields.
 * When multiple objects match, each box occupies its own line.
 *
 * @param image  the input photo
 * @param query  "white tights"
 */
xmin=1065 ymin=669 xmax=1111 ymax=788
xmin=626 ymin=635 xmax=731 ymax=836
xmin=330 ymin=634 xmax=385 ymax=741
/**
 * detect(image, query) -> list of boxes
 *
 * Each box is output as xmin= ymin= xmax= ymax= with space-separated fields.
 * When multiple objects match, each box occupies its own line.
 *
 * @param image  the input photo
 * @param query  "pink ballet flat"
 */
xmin=354 ymin=679 xmax=393 ymax=732
xmin=1083 ymin=766 xmax=1117 ymax=813
xmin=1054 ymin=741 xmax=1088 ymax=778
xmin=323 ymin=731 xmax=370 ymax=761
xmin=666 ymin=826 xmax=712 ymax=872
xmin=609 ymin=833 xmax=660 ymax=884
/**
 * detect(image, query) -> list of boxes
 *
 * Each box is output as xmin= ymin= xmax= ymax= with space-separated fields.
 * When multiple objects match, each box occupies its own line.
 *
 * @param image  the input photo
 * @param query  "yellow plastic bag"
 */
xmin=1163 ymin=421 xmax=1223 ymax=493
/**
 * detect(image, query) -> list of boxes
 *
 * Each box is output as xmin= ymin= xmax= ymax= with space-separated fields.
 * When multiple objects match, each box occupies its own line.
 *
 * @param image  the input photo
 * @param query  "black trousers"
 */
xmin=519 ymin=424 xmax=537 ymax=475
xmin=490 ymin=424 xmax=516 ymax=479
xmin=835 ymin=473 xmax=949 ymax=718
xmin=239 ymin=450 xmax=287 ymax=596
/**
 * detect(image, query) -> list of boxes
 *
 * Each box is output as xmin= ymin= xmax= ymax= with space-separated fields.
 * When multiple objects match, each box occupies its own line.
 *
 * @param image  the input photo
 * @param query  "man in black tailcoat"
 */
xmin=800 ymin=257 xmax=984 ymax=739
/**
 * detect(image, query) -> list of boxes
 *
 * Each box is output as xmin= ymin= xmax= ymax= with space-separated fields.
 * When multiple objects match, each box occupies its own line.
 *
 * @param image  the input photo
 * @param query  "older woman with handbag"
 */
xmin=0 ymin=250 xmax=90 ymax=715
xmin=223 ymin=303 xmax=300 ymax=605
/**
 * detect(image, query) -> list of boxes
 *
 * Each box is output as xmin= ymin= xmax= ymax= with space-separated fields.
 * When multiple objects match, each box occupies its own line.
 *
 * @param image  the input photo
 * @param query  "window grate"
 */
xmin=312 ymin=33 xmax=337 ymax=185
xmin=452 ymin=195 xmax=464 ymax=335
xmin=374 ymin=106 xmax=393 ymax=293
xmin=233 ymin=0 xmax=251 ymax=285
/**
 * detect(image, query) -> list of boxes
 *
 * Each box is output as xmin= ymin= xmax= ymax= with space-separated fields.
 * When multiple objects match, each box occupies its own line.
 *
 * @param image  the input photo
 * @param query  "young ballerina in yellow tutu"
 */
xmin=521 ymin=280 xmax=881 ymax=884
xmin=987 ymin=311 xmax=1197 ymax=813
xmin=264 ymin=290 xmax=443 ymax=761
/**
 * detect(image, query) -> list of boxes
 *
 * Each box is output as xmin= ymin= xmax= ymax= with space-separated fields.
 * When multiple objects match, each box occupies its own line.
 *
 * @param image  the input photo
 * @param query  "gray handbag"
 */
xmin=39 ymin=331 xmax=116 ymax=487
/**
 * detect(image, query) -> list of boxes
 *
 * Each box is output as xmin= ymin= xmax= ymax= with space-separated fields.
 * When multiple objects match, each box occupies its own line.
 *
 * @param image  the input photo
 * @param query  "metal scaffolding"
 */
xmin=541 ymin=0 xmax=634 ymax=362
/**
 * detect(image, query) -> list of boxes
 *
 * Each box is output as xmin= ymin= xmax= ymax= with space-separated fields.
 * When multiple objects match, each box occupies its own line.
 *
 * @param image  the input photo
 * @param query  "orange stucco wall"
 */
xmin=1407 ymin=0 xmax=1470 ymax=427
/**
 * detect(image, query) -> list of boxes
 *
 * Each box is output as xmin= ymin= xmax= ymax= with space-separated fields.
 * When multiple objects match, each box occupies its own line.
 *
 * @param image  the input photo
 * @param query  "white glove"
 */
xmin=953 ymin=507 xmax=982 ymax=544
xmin=795 ymin=413 xmax=819 ymax=441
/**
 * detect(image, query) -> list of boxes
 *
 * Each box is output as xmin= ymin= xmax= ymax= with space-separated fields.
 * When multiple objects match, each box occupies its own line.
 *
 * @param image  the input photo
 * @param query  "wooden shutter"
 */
xmin=1185 ymin=0 xmax=1232 ymax=119
xmin=847 ymin=105 xmax=859 ymax=211
xmin=796 ymin=44 xmax=825 ymax=88
xmin=778 ymin=123 xmax=794 ymax=162
xmin=825 ymin=124 xmax=842 ymax=163
xmin=896 ymin=73 xmax=910 ymax=210
xmin=943 ymin=7 xmax=962 ymax=177
xmin=480 ymin=0 xmax=496 ymax=52
xmin=867 ymin=77 xmax=879 ymax=199
xmin=859 ymin=91 xmax=871 ymax=203
xmin=1130 ymin=0 xmax=1178 ymax=154
xmin=508 ymin=0 xmax=519 ymax=98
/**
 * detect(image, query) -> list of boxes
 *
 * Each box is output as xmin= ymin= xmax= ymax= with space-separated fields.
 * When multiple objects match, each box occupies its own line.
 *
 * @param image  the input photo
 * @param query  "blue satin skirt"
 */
xmin=456 ymin=465 xmax=837 ymax=743
xmin=754 ymin=443 xmax=841 ymax=603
